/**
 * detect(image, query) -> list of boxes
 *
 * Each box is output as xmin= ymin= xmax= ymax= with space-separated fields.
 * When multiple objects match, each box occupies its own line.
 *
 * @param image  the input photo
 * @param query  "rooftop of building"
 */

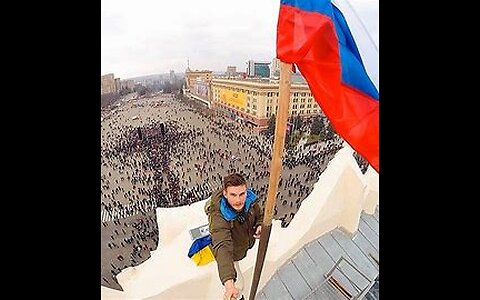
xmin=257 ymin=207 xmax=379 ymax=299
xmin=212 ymin=75 xmax=307 ymax=88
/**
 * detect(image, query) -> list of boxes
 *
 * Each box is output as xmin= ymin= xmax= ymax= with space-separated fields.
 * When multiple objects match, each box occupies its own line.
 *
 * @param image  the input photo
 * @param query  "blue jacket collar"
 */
xmin=220 ymin=188 xmax=257 ymax=221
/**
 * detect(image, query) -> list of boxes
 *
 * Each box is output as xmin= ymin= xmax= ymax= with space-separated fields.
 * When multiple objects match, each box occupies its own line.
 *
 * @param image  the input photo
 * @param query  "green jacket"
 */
xmin=207 ymin=188 xmax=263 ymax=284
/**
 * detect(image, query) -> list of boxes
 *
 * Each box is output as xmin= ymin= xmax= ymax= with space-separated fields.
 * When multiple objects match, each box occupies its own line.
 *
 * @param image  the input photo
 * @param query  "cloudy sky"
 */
xmin=101 ymin=0 xmax=378 ymax=79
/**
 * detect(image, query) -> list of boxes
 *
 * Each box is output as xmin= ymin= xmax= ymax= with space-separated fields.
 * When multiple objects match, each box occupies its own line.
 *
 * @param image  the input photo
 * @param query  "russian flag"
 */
xmin=187 ymin=234 xmax=215 ymax=266
xmin=277 ymin=0 xmax=379 ymax=172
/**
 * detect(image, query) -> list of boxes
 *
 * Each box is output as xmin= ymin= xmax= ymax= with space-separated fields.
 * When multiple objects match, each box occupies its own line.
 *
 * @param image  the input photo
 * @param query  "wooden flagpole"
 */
xmin=248 ymin=61 xmax=292 ymax=300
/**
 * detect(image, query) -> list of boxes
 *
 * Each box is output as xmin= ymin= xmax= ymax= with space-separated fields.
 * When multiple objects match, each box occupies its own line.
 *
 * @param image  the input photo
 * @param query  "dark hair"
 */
xmin=223 ymin=173 xmax=246 ymax=190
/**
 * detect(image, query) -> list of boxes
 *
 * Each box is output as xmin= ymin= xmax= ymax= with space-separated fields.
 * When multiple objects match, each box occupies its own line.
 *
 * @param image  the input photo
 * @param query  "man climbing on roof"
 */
xmin=206 ymin=173 xmax=263 ymax=300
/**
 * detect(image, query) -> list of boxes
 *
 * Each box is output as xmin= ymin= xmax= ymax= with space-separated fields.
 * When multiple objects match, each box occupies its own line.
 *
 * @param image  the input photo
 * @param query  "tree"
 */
xmin=175 ymin=79 xmax=186 ymax=91
xmin=134 ymin=84 xmax=150 ymax=96
xmin=100 ymin=92 xmax=121 ymax=108
xmin=162 ymin=81 xmax=173 ymax=93
xmin=267 ymin=114 xmax=276 ymax=136
xmin=293 ymin=115 xmax=303 ymax=131
xmin=310 ymin=115 xmax=323 ymax=135
xmin=325 ymin=121 xmax=337 ymax=140
xmin=119 ymin=88 xmax=130 ymax=96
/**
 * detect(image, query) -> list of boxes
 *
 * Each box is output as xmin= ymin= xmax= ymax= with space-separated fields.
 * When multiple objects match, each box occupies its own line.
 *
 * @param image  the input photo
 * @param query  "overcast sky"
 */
xmin=101 ymin=0 xmax=378 ymax=79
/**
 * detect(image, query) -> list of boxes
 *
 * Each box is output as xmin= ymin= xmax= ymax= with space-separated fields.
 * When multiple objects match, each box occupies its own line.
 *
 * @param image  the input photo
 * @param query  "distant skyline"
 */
xmin=101 ymin=0 xmax=378 ymax=79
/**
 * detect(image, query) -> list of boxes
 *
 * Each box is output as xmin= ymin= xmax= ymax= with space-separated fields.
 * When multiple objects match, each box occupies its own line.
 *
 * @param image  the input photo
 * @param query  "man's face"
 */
xmin=223 ymin=184 xmax=247 ymax=212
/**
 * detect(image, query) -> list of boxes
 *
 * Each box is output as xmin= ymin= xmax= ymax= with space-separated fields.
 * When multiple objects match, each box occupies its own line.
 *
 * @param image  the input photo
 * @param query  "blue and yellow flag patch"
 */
xmin=187 ymin=234 xmax=215 ymax=266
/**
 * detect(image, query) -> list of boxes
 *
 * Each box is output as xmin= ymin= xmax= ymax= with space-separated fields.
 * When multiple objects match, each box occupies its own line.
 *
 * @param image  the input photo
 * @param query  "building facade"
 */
xmin=121 ymin=79 xmax=135 ymax=91
xmin=246 ymin=60 xmax=270 ymax=78
xmin=114 ymin=78 xmax=121 ymax=93
xmin=190 ymin=79 xmax=211 ymax=103
xmin=270 ymin=58 xmax=281 ymax=79
xmin=185 ymin=70 xmax=212 ymax=90
xmin=101 ymin=73 xmax=116 ymax=95
xmin=211 ymin=78 xmax=323 ymax=130
xmin=226 ymin=66 xmax=237 ymax=77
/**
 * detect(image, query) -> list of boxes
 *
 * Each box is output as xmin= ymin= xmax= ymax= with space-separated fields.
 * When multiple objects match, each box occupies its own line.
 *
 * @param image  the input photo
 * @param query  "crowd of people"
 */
xmin=100 ymin=92 xmax=345 ymax=289
xmin=100 ymin=211 xmax=158 ymax=289
xmin=353 ymin=151 xmax=370 ymax=174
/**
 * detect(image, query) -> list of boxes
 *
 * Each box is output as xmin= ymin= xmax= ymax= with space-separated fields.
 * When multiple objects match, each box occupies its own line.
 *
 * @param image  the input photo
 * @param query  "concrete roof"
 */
xmin=256 ymin=207 xmax=379 ymax=299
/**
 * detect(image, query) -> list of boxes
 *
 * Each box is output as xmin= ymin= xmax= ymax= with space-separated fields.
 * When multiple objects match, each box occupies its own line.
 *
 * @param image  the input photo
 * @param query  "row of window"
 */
xmin=268 ymin=98 xmax=314 ymax=104
xmin=266 ymin=92 xmax=311 ymax=97
xmin=293 ymin=104 xmax=314 ymax=109
xmin=217 ymin=96 xmax=317 ymax=106
xmin=213 ymin=88 xmax=311 ymax=98
xmin=266 ymin=109 xmax=315 ymax=118
xmin=215 ymin=87 xmax=260 ymax=96
xmin=219 ymin=99 xmax=319 ymax=119
xmin=222 ymin=102 xmax=258 ymax=116
xmin=219 ymin=98 xmax=319 ymax=113
xmin=213 ymin=88 xmax=314 ymax=101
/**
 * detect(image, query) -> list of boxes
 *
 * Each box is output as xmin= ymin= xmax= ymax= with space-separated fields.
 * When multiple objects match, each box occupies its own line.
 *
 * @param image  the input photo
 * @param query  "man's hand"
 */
xmin=253 ymin=225 xmax=262 ymax=239
xmin=224 ymin=279 xmax=240 ymax=300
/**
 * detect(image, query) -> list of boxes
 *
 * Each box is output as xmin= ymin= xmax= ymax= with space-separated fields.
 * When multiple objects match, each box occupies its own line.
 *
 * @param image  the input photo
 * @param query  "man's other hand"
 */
xmin=253 ymin=225 xmax=262 ymax=239
xmin=224 ymin=279 xmax=240 ymax=300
